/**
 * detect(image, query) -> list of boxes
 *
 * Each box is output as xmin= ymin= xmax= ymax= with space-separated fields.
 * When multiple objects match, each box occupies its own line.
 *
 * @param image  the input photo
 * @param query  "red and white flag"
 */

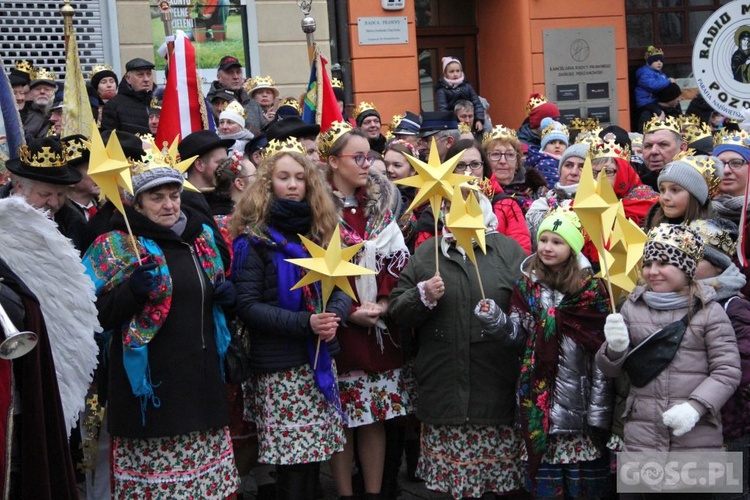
xmin=156 ymin=31 xmax=208 ymax=147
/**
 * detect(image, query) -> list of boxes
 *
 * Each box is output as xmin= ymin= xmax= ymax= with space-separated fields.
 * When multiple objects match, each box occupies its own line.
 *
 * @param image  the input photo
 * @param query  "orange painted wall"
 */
xmin=347 ymin=1 xmax=421 ymax=129
xmin=477 ymin=0 xmax=630 ymax=131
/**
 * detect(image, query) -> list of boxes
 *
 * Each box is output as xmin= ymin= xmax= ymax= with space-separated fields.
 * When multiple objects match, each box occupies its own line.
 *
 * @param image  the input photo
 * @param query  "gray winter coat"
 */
xmin=596 ymin=284 xmax=741 ymax=452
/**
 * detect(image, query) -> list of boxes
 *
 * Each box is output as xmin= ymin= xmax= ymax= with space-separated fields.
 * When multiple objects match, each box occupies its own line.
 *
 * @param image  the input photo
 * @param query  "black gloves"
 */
xmin=213 ymin=280 xmax=236 ymax=308
xmin=128 ymin=263 xmax=158 ymax=303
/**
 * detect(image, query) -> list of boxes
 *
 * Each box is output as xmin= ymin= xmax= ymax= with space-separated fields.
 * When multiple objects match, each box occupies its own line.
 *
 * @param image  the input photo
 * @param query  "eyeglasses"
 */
xmin=722 ymin=159 xmax=748 ymax=171
xmin=454 ymin=161 xmax=484 ymax=173
xmin=593 ymin=168 xmax=617 ymax=178
xmin=337 ymin=153 xmax=377 ymax=167
xmin=488 ymin=151 xmax=517 ymax=162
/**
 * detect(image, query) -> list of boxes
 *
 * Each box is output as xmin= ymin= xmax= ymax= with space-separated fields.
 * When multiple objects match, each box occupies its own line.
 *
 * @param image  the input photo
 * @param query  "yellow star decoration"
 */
xmin=87 ymin=124 xmax=132 ymax=215
xmin=147 ymin=136 xmax=200 ymax=193
xmin=445 ymin=186 xmax=486 ymax=267
xmin=573 ymin=156 xmax=618 ymax=255
xmin=285 ymin=225 xmax=376 ymax=310
xmin=394 ymin=138 xmax=474 ymax=218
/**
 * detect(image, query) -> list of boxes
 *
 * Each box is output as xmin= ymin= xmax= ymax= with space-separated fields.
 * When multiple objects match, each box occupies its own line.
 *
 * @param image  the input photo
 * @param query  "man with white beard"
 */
xmin=22 ymin=68 xmax=57 ymax=142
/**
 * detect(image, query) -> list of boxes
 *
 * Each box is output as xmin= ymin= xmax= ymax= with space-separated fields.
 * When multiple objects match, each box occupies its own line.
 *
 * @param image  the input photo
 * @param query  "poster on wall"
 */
xmin=150 ymin=0 xmax=249 ymax=90
xmin=543 ymin=27 xmax=618 ymax=126
xmin=693 ymin=1 xmax=750 ymax=120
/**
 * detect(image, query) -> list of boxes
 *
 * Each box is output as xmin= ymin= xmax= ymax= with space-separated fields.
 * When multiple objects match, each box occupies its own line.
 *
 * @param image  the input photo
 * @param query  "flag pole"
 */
xmin=60 ymin=0 xmax=74 ymax=53
xmin=297 ymin=0 xmax=316 ymax=65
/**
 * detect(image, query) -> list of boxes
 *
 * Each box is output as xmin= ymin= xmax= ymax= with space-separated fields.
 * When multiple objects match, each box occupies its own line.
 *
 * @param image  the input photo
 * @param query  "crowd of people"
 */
xmin=1 ymin=43 xmax=750 ymax=500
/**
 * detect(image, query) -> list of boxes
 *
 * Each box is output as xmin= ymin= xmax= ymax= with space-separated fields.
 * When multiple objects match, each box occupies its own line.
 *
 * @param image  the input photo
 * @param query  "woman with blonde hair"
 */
xmin=231 ymin=139 xmax=349 ymax=499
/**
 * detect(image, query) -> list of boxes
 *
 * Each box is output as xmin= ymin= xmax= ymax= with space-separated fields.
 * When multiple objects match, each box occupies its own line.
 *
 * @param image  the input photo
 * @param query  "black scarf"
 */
xmin=268 ymin=198 xmax=313 ymax=235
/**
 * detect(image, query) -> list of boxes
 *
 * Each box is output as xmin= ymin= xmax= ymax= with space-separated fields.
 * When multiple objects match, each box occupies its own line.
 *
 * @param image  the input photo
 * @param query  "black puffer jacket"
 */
xmin=95 ymin=206 xmax=229 ymax=438
xmin=435 ymin=78 xmax=484 ymax=125
xmin=101 ymin=81 xmax=152 ymax=135
xmin=232 ymin=230 xmax=350 ymax=373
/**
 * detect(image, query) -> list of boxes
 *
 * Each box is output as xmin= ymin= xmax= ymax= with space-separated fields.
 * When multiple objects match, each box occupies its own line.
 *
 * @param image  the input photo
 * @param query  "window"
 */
xmin=1 ymin=1 xmax=105 ymax=82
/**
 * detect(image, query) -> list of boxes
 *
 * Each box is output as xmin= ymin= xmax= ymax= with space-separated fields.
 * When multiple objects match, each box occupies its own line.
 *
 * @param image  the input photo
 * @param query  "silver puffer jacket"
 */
xmin=512 ymin=254 xmax=614 ymax=434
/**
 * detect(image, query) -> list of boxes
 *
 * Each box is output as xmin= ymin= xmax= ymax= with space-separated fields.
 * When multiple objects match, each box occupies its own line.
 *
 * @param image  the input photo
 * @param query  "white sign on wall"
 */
xmin=357 ymin=17 xmax=409 ymax=46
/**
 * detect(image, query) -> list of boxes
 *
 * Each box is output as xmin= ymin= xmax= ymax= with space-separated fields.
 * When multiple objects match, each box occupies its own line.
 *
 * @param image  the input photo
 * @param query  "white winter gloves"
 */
xmin=662 ymin=402 xmax=701 ymax=436
xmin=604 ymin=313 xmax=630 ymax=353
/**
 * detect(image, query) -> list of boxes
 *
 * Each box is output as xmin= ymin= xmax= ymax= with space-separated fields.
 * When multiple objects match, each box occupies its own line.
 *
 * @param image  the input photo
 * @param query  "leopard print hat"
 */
xmin=643 ymin=223 xmax=704 ymax=279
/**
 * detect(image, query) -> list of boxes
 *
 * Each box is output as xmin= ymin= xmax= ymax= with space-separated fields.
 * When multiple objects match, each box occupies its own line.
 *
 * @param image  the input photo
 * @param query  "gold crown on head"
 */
xmin=568 ymin=117 xmax=601 ymax=131
xmin=261 ymin=137 xmax=306 ymax=161
xmin=89 ymin=63 xmax=115 ymax=80
xmin=590 ymin=137 xmax=630 ymax=162
xmin=19 ymin=144 xmax=67 ymax=168
xmin=388 ymin=114 xmax=404 ymax=132
xmin=62 ymin=136 xmax=89 ymax=162
xmin=32 ymin=67 xmax=56 ymax=82
xmin=644 ymin=45 xmax=664 ymax=59
xmin=541 ymin=120 xmax=569 ymax=140
xmin=149 ymin=97 xmax=162 ymax=110
xmin=667 ymin=154 xmax=722 ymax=198
xmin=244 ymin=75 xmax=276 ymax=94
xmin=525 ymin=94 xmax=548 ymax=115
xmin=482 ymin=124 xmax=517 ymax=146
xmin=682 ymin=122 xmax=712 ymax=145
xmin=714 ymin=129 xmax=750 ymax=149
xmin=331 ymin=77 xmax=343 ymax=89
xmin=678 ymin=114 xmax=702 ymax=129
xmin=135 ymin=136 xmax=184 ymax=173
xmin=646 ymin=223 xmax=703 ymax=263
xmin=353 ymin=101 xmax=378 ymax=120
xmin=574 ymin=127 xmax=604 ymax=148
xmin=317 ymin=121 xmax=354 ymax=161
xmin=689 ymin=220 xmax=737 ymax=258
xmin=458 ymin=122 xmax=472 ymax=135
xmin=222 ymin=100 xmax=246 ymax=118
xmin=14 ymin=60 xmax=33 ymax=74
xmin=136 ymin=132 xmax=154 ymax=143
xmin=643 ymin=115 xmax=681 ymax=135
xmin=278 ymin=97 xmax=301 ymax=114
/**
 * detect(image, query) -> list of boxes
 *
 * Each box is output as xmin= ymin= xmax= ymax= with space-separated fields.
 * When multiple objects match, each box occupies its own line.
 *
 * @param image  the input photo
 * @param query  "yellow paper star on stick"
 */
xmin=445 ymin=186 xmax=489 ymax=299
xmin=286 ymin=225 xmax=376 ymax=310
xmin=87 ymin=124 xmax=131 ymax=215
xmin=286 ymin=225 xmax=376 ymax=368
xmin=394 ymin=138 xmax=474 ymax=218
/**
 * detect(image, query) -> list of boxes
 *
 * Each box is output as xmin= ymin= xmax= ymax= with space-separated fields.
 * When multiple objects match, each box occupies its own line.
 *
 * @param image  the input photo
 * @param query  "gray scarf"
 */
xmin=170 ymin=211 xmax=188 ymax=236
xmin=711 ymin=194 xmax=747 ymax=224
xmin=698 ymin=263 xmax=747 ymax=302
xmin=642 ymin=290 xmax=691 ymax=310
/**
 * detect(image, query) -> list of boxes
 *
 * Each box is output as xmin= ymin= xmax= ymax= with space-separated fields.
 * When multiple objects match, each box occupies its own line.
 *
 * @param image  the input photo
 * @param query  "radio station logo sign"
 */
xmin=693 ymin=1 xmax=750 ymax=120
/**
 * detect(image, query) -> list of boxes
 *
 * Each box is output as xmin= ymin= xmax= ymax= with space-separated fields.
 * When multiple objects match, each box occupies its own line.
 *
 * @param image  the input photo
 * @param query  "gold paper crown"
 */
xmin=136 ymin=132 xmax=154 ymax=143
xmin=353 ymin=101 xmax=378 ymax=120
xmin=14 ymin=60 xmax=33 ymax=75
xmin=643 ymin=115 xmax=681 ymax=135
xmin=458 ymin=122 xmax=472 ymax=134
xmin=317 ymin=120 xmax=354 ymax=161
xmin=331 ymin=77 xmax=343 ymax=89
xmin=135 ymin=137 xmax=185 ymax=173
xmin=149 ymin=97 xmax=162 ymax=110
xmin=682 ymin=122 xmax=712 ymax=145
xmin=88 ymin=63 xmax=115 ymax=80
xmin=590 ymin=137 xmax=630 ymax=162
xmin=669 ymin=155 xmax=723 ymax=199
xmin=482 ymin=124 xmax=517 ymax=146
xmin=568 ymin=117 xmax=601 ymax=131
xmin=261 ymin=137 xmax=306 ymax=161
xmin=714 ymin=129 xmax=750 ymax=149
xmin=646 ymin=223 xmax=703 ymax=263
xmin=677 ymin=114 xmax=702 ymax=129
xmin=388 ymin=114 xmax=403 ymax=132
xmin=630 ymin=133 xmax=644 ymax=147
xmin=384 ymin=130 xmax=395 ymax=142
xmin=574 ymin=127 xmax=604 ymax=148
xmin=221 ymin=100 xmax=246 ymax=119
xmin=644 ymin=45 xmax=664 ymax=59
xmin=243 ymin=75 xmax=276 ymax=94
xmin=525 ymin=94 xmax=548 ymax=115
xmin=31 ymin=67 xmax=57 ymax=82
xmin=541 ymin=120 xmax=569 ymax=141
xmin=278 ymin=97 xmax=301 ymax=114
xmin=63 ymin=136 xmax=89 ymax=162
xmin=689 ymin=220 xmax=737 ymax=258
xmin=18 ymin=144 xmax=67 ymax=168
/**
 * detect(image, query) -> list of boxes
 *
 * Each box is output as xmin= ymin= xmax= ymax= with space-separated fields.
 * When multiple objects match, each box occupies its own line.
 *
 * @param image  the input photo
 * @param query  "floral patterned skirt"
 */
xmin=337 ymin=368 xmax=410 ymax=427
xmin=112 ymin=426 xmax=239 ymax=499
xmin=417 ymin=423 xmax=523 ymax=500
xmin=248 ymin=363 xmax=346 ymax=465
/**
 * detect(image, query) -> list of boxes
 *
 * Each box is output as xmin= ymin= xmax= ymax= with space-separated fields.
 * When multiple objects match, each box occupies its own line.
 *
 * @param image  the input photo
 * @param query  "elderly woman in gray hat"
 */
xmin=83 ymin=159 xmax=238 ymax=498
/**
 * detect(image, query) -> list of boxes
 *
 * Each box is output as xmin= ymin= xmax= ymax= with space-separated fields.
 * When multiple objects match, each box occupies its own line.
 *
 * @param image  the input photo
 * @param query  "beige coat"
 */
xmin=596 ymin=284 xmax=740 ymax=452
